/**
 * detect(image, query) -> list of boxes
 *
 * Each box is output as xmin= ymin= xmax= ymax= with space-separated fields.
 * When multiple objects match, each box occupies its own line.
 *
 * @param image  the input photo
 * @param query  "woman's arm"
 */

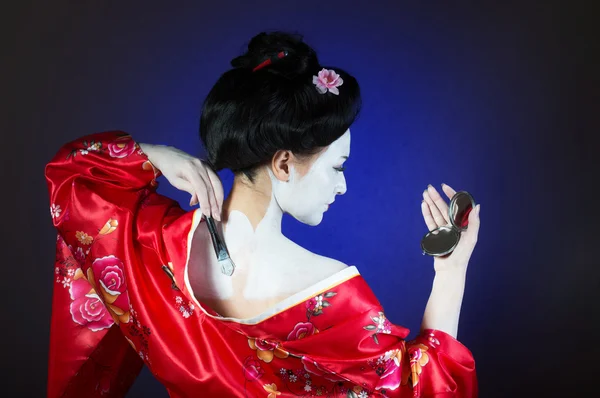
xmin=419 ymin=184 xmax=480 ymax=338
xmin=138 ymin=142 xmax=224 ymax=219
xmin=45 ymin=132 xmax=225 ymax=397
xmin=421 ymin=268 xmax=466 ymax=338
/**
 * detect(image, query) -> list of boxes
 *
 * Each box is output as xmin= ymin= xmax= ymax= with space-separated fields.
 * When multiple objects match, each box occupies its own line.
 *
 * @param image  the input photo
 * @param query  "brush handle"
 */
xmin=204 ymin=215 xmax=235 ymax=276
xmin=204 ymin=215 xmax=225 ymax=254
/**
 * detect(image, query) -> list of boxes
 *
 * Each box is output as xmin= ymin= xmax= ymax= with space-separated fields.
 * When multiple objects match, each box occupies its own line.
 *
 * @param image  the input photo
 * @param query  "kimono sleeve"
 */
xmin=278 ymin=276 xmax=477 ymax=397
xmin=353 ymin=311 xmax=478 ymax=397
xmin=399 ymin=329 xmax=478 ymax=397
xmin=45 ymin=131 xmax=183 ymax=398
xmin=359 ymin=306 xmax=477 ymax=397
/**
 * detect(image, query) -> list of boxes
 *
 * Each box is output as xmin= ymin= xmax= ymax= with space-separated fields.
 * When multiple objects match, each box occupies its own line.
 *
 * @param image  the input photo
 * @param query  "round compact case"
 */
xmin=420 ymin=191 xmax=476 ymax=257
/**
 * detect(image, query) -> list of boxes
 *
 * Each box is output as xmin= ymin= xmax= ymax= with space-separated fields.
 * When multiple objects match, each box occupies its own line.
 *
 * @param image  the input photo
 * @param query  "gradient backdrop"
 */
xmin=5 ymin=1 xmax=598 ymax=397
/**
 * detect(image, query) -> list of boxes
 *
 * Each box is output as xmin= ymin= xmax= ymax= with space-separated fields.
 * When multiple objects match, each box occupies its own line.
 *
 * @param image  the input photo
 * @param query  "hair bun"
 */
xmin=230 ymin=31 xmax=319 ymax=78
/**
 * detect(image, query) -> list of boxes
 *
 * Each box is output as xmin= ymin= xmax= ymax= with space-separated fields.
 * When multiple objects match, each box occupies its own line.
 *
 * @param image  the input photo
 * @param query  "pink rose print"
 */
xmin=69 ymin=269 xmax=114 ymax=332
xmin=248 ymin=338 xmax=289 ymax=363
xmin=87 ymin=255 xmax=130 ymax=324
xmin=372 ymin=349 xmax=405 ymax=391
xmin=243 ymin=356 xmax=265 ymax=381
xmin=301 ymin=356 xmax=345 ymax=382
xmin=287 ymin=322 xmax=319 ymax=341
xmin=107 ymin=136 xmax=136 ymax=158
xmin=312 ymin=68 xmax=344 ymax=95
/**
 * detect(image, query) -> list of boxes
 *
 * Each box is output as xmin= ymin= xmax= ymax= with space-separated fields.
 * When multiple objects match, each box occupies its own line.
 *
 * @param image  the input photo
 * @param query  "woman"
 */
xmin=46 ymin=32 xmax=479 ymax=397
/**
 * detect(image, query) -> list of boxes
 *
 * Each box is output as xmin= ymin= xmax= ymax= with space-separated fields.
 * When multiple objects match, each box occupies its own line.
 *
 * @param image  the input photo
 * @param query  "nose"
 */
xmin=336 ymin=174 xmax=347 ymax=196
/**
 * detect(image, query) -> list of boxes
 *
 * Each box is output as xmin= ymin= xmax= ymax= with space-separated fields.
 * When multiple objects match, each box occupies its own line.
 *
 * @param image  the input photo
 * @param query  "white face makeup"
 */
xmin=271 ymin=129 xmax=351 ymax=226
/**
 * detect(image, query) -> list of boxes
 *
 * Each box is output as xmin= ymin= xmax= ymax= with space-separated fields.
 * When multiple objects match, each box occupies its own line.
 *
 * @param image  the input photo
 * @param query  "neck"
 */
xmin=222 ymin=171 xmax=283 ymax=235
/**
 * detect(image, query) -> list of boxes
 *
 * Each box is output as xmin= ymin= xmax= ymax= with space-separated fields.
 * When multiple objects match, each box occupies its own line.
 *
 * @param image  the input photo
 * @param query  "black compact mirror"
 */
xmin=420 ymin=191 xmax=476 ymax=257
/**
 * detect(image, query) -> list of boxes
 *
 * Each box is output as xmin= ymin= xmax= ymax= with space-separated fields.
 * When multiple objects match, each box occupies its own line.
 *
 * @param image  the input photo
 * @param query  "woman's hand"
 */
xmin=421 ymin=184 xmax=481 ymax=273
xmin=139 ymin=143 xmax=224 ymax=220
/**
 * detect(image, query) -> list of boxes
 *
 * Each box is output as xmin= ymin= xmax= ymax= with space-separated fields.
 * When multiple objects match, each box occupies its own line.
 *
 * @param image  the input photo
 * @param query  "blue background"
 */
xmin=5 ymin=1 xmax=598 ymax=397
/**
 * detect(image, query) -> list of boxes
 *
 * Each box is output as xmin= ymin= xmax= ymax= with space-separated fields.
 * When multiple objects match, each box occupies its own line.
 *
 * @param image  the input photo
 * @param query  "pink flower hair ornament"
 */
xmin=313 ymin=68 xmax=343 ymax=95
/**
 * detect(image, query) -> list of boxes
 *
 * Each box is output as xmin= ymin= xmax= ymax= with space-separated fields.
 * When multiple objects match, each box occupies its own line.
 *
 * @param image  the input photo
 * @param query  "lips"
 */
xmin=324 ymin=197 xmax=336 ymax=212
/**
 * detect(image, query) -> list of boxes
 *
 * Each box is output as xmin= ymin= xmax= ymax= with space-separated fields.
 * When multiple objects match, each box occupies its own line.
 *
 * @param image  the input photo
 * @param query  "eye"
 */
xmin=333 ymin=166 xmax=346 ymax=172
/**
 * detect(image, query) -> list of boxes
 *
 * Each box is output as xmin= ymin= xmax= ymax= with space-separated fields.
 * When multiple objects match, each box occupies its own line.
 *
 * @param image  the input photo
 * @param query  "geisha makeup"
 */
xmin=270 ymin=129 xmax=350 ymax=226
xmin=193 ymin=131 xmax=352 ymax=302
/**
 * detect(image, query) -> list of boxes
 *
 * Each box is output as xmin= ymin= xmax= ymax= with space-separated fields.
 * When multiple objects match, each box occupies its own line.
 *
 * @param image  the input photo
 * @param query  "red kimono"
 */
xmin=45 ymin=132 xmax=477 ymax=398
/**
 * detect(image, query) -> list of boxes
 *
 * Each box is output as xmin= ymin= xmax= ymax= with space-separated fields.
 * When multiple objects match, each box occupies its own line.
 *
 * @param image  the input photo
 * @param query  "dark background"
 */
xmin=4 ymin=1 xmax=598 ymax=397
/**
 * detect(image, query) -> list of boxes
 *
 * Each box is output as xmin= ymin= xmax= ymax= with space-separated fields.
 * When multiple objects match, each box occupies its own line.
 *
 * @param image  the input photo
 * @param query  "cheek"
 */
xmin=293 ymin=172 xmax=330 ymax=205
xmin=309 ymin=172 xmax=336 ymax=195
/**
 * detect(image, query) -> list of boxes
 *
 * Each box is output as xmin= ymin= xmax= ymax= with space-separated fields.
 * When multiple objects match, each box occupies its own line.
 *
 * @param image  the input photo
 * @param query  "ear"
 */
xmin=271 ymin=150 xmax=294 ymax=182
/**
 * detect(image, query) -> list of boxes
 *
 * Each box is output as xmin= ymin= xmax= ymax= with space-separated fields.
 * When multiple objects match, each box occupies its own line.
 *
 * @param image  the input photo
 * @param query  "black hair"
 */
xmin=199 ymin=31 xmax=361 ymax=181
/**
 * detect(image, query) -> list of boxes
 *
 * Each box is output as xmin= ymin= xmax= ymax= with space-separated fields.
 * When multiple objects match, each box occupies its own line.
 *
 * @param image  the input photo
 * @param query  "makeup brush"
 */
xmin=204 ymin=215 xmax=236 ymax=276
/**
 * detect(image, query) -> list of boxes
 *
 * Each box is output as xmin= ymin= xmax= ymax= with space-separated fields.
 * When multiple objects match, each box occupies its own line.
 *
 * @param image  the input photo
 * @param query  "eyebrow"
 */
xmin=341 ymin=156 xmax=349 ymax=159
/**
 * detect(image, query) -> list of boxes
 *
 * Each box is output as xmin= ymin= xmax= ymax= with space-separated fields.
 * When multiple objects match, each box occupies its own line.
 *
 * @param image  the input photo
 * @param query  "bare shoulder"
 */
xmin=314 ymin=255 xmax=348 ymax=273
xmin=303 ymin=253 xmax=348 ymax=284
xmin=281 ymin=254 xmax=346 ymax=294
xmin=279 ymin=236 xmax=346 ymax=270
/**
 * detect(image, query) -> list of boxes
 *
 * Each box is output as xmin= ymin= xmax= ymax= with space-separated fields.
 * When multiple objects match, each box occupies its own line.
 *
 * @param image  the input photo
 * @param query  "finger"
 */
xmin=421 ymin=201 xmax=438 ymax=231
xmin=205 ymin=167 xmax=224 ymax=212
xmin=441 ymin=183 xmax=457 ymax=200
xmin=463 ymin=204 xmax=480 ymax=242
xmin=427 ymin=185 xmax=450 ymax=224
xmin=170 ymin=179 xmax=198 ymax=206
xmin=181 ymin=160 xmax=215 ymax=216
xmin=201 ymin=167 xmax=223 ymax=221
xmin=186 ymin=170 xmax=213 ymax=218
xmin=455 ymin=204 xmax=480 ymax=256
xmin=423 ymin=190 xmax=447 ymax=227
xmin=198 ymin=173 xmax=217 ymax=219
